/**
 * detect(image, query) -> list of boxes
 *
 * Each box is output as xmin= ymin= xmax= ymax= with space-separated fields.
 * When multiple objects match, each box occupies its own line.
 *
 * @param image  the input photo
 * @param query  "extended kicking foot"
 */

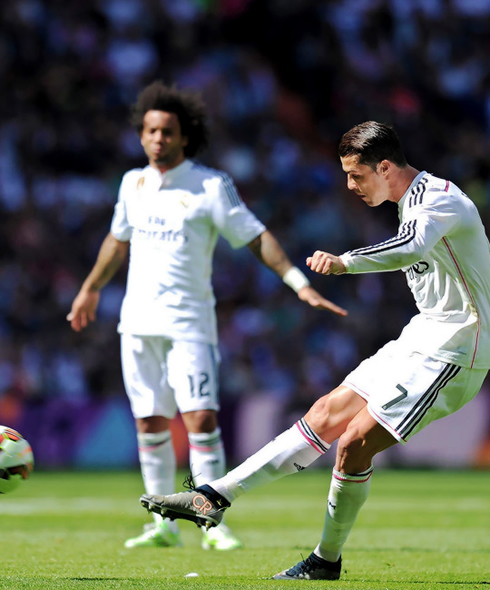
xmin=272 ymin=553 xmax=342 ymax=580
xmin=124 ymin=522 xmax=182 ymax=549
xmin=140 ymin=484 xmax=230 ymax=530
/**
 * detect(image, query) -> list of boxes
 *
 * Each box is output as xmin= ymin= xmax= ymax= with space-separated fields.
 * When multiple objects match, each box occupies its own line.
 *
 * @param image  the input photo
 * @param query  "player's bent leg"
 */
xmin=304 ymin=385 xmax=368 ymax=445
xmin=335 ymin=406 xmax=397 ymax=474
xmin=140 ymin=418 xmax=331 ymax=528
xmin=313 ymin=409 xmax=397 ymax=568
xmin=140 ymin=394 xmax=361 ymax=557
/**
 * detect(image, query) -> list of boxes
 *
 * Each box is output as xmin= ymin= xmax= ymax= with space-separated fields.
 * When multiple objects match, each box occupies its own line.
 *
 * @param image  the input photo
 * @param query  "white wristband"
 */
xmin=282 ymin=266 xmax=310 ymax=293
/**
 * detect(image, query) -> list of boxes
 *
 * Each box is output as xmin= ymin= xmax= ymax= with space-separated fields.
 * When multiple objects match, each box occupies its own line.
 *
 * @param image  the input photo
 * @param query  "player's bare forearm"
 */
xmin=249 ymin=233 xmax=348 ymax=316
xmin=306 ymin=251 xmax=346 ymax=275
xmin=67 ymin=233 xmax=129 ymax=331
xmin=247 ymin=230 xmax=293 ymax=277
xmin=82 ymin=233 xmax=129 ymax=292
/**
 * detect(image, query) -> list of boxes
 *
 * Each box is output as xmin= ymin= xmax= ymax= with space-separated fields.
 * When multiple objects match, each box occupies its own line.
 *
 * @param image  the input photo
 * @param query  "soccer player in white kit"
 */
xmin=67 ymin=81 xmax=346 ymax=551
xmin=141 ymin=121 xmax=490 ymax=578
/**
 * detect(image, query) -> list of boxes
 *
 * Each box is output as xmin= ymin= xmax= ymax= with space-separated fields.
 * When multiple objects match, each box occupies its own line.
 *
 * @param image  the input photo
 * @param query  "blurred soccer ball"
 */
xmin=0 ymin=426 xmax=34 ymax=494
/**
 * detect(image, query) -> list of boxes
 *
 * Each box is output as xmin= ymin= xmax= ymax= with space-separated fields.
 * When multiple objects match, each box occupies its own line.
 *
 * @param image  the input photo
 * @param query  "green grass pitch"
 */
xmin=0 ymin=469 xmax=489 ymax=589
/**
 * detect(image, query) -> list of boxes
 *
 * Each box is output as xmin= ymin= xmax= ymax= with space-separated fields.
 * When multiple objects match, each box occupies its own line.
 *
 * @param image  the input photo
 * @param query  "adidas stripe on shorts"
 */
xmin=342 ymin=338 xmax=487 ymax=443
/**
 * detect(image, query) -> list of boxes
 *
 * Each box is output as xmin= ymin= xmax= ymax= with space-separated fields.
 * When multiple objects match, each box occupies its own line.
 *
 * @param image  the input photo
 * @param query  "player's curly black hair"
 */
xmin=338 ymin=121 xmax=407 ymax=170
xmin=130 ymin=81 xmax=210 ymax=157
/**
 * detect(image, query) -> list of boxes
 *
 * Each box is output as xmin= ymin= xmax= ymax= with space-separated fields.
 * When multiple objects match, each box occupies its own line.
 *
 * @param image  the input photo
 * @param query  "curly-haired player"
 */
xmin=67 ymin=81 xmax=346 ymax=551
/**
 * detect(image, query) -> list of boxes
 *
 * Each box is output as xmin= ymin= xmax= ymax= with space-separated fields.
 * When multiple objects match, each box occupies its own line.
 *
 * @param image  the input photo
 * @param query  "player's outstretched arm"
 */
xmin=306 ymin=250 xmax=346 ymax=276
xmin=67 ymin=233 xmax=129 ymax=332
xmin=247 ymin=231 xmax=347 ymax=316
xmin=296 ymin=284 xmax=347 ymax=315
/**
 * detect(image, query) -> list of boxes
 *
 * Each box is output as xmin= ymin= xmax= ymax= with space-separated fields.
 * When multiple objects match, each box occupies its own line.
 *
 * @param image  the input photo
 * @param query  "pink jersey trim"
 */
xmin=367 ymin=406 xmax=406 ymax=443
xmin=343 ymin=381 xmax=370 ymax=400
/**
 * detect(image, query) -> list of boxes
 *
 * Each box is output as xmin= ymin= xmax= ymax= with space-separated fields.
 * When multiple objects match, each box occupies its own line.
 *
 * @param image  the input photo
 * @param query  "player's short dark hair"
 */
xmin=130 ymin=81 xmax=209 ymax=157
xmin=338 ymin=121 xmax=407 ymax=170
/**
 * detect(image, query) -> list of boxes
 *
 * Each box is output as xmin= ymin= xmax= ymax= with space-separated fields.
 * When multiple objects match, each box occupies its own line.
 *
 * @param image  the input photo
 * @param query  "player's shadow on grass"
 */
xmin=70 ymin=578 xmax=124 ymax=581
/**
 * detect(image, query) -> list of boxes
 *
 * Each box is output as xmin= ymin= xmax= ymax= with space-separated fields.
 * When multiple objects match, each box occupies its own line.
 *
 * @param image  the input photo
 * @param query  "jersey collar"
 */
xmin=398 ymin=170 xmax=428 ymax=209
xmin=144 ymin=159 xmax=192 ymax=188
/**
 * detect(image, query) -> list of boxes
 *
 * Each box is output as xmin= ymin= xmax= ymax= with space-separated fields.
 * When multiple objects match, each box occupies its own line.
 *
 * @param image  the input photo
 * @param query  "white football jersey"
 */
xmin=340 ymin=171 xmax=490 ymax=369
xmin=110 ymin=159 xmax=266 ymax=343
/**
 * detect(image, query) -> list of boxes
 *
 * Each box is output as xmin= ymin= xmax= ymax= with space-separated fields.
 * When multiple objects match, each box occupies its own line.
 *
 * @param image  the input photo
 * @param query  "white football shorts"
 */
xmin=342 ymin=339 xmax=487 ymax=443
xmin=120 ymin=334 xmax=221 ymax=419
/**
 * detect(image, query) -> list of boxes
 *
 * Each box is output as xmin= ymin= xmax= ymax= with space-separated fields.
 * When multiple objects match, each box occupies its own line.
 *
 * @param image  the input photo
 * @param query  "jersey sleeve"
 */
xmin=341 ymin=190 xmax=461 ymax=274
xmin=209 ymin=173 xmax=266 ymax=249
xmin=110 ymin=173 xmax=132 ymax=242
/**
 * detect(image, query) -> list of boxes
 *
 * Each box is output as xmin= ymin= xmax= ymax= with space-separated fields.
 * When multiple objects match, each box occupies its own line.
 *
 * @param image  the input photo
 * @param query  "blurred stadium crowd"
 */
xmin=1 ymin=0 xmax=490 ymax=464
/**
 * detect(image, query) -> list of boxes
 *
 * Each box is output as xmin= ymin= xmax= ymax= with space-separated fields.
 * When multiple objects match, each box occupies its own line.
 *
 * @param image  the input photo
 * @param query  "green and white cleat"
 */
xmin=201 ymin=523 xmax=243 ymax=551
xmin=124 ymin=522 xmax=183 ymax=549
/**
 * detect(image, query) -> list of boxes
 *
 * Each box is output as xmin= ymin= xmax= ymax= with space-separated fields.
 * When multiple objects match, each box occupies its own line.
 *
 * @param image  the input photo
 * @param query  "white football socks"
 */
xmin=188 ymin=427 xmax=226 ymax=487
xmin=210 ymin=419 xmax=330 ymax=503
xmin=137 ymin=430 xmax=179 ymax=532
xmin=314 ymin=466 xmax=373 ymax=563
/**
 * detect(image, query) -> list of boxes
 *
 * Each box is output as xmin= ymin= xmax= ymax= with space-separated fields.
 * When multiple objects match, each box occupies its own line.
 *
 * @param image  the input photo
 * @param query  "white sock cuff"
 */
xmin=332 ymin=466 xmax=373 ymax=483
xmin=188 ymin=428 xmax=223 ymax=449
xmin=137 ymin=430 xmax=172 ymax=448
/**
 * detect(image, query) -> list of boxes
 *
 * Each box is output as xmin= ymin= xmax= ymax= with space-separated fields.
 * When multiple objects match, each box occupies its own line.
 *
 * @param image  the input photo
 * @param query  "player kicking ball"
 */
xmin=140 ymin=121 xmax=490 ymax=579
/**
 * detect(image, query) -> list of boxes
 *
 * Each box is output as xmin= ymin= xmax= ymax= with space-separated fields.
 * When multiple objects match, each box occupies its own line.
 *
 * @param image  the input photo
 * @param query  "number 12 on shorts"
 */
xmin=188 ymin=372 xmax=211 ymax=397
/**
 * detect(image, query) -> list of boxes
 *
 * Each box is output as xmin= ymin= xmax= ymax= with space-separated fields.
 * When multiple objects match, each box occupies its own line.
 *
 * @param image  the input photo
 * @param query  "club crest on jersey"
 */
xmin=180 ymin=196 xmax=189 ymax=208
xmin=137 ymin=177 xmax=145 ymax=190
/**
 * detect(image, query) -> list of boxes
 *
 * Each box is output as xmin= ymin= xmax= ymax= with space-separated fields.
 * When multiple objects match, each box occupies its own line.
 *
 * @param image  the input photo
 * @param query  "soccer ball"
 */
xmin=0 ymin=426 xmax=34 ymax=494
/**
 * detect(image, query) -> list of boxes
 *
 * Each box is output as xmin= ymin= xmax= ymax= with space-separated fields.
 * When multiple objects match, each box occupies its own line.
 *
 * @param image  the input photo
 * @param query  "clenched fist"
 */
xmin=306 ymin=251 xmax=346 ymax=275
